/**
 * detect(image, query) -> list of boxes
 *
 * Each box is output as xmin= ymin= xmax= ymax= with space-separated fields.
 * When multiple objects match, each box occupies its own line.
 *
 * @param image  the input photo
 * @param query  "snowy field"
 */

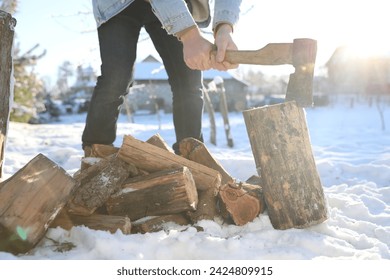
xmin=0 ymin=99 xmax=389 ymax=261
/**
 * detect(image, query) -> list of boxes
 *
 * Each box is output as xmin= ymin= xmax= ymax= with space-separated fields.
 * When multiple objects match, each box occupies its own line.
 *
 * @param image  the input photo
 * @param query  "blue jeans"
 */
xmin=82 ymin=0 xmax=204 ymax=154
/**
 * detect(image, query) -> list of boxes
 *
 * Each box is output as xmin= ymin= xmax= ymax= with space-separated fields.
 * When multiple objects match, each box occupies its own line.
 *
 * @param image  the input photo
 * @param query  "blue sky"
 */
xmin=12 ymin=0 xmax=390 ymax=86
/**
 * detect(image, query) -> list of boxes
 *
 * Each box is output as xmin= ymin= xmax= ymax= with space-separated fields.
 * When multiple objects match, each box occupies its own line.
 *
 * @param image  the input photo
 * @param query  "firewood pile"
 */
xmin=0 ymin=134 xmax=265 ymax=255
xmin=59 ymin=134 xmax=266 ymax=233
xmin=0 ymin=102 xmax=328 ymax=255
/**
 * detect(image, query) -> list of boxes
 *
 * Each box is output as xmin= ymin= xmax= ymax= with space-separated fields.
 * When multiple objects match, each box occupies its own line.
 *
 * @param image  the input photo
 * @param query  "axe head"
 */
xmin=285 ymin=38 xmax=317 ymax=107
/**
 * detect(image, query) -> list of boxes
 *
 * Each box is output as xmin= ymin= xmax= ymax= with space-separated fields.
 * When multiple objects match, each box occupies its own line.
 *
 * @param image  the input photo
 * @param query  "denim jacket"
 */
xmin=92 ymin=0 xmax=241 ymax=35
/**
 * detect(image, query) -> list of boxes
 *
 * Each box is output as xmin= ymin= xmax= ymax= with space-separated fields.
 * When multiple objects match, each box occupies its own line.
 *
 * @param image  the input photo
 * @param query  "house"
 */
xmin=130 ymin=55 xmax=249 ymax=112
xmin=325 ymin=46 xmax=390 ymax=95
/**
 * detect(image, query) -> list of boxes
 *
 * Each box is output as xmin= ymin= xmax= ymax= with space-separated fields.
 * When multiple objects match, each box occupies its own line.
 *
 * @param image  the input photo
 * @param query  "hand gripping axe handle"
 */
xmin=218 ymin=38 xmax=317 ymax=107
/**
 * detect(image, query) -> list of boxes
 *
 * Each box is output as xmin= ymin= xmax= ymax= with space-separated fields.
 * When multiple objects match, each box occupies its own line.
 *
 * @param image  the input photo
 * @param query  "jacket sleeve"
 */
xmin=149 ymin=0 xmax=196 ymax=35
xmin=213 ymin=0 xmax=242 ymax=30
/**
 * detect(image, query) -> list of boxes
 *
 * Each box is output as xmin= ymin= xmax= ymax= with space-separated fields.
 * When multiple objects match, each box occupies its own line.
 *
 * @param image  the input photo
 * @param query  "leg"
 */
xmin=82 ymin=5 xmax=143 ymax=148
xmin=144 ymin=14 xmax=204 ymax=154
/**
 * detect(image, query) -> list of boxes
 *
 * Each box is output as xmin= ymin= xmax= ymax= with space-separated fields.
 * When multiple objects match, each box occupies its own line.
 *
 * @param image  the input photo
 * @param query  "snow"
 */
xmin=0 ymin=99 xmax=389 ymax=261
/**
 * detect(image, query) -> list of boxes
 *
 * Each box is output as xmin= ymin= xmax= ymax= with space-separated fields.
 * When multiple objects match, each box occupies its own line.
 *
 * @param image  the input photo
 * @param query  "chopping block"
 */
xmin=222 ymin=38 xmax=327 ymax=229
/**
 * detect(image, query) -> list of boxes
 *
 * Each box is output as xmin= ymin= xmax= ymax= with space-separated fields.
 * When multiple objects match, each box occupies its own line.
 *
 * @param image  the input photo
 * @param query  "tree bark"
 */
xmin=243 ymin=101 xmax=328 ymax=229
xmin=0 ymin=10 xmax=16 ymax=178
xmin=68 ymin=156 xmax=132 ymax=215
xmin=0 ymin=154 xmax=76 ymax=254
xmin=106 ymin=167 xmax=198 ymax=221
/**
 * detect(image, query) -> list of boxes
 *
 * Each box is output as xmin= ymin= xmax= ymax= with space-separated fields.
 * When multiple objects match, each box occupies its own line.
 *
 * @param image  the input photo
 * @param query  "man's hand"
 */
xmin=178 ymin=26 xmax=214 ymax=71
xmin=211 ymin=23 xmax=239 ymax=71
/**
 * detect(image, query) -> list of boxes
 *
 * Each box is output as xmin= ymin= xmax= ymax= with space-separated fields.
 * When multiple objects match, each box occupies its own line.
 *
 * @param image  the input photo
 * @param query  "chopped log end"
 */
xmin=218 ymin=183 xmax=263 ymax=226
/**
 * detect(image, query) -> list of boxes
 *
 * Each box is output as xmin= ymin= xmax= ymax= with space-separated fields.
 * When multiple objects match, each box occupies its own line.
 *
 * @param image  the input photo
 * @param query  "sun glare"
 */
xmin=343 ymin=38 xmax=389 ymax=59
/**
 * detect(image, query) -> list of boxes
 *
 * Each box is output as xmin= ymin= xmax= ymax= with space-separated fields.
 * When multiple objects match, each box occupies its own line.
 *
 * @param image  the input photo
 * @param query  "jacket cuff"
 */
xmin=150 ymin=0 xmax=196 ymax=35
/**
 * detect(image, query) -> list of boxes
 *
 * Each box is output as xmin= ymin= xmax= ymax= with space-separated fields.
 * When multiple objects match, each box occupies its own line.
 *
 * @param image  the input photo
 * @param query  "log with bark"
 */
xmin=0 ymin=154 xmax=76 ymax=254
xmin=106 ymin=167 xmax=198 ymax=221
xmin=50 ymin=210 xmax=131 ymax=234
xmin=0 ymin=10 xmax=16 ymax=178
xmin=68 ymin=155 xmax=134 ymax=215
xmin=243 ymin=101 xmax=328 ymax=229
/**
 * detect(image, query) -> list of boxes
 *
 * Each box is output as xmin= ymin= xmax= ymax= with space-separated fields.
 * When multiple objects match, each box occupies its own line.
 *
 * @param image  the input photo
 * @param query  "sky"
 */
xmin=10 ymin=0 xmax=390 ymax=85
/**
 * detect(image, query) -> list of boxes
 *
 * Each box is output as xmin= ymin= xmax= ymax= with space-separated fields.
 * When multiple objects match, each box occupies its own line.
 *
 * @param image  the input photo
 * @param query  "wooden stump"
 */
xmin=0 ymin=154 xmax=76 ymax=254
xmin=106 ymin=167 xmax=198 ymax=221
xmin=243 ymin=101 xmax=327 ymax=229
xmin=0 ymin=10 xmax=16 ymax=178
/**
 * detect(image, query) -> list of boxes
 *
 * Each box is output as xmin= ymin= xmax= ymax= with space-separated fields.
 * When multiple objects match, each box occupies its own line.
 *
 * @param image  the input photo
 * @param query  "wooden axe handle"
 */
xmin=215 ymin=43 xmax=293 ymax=65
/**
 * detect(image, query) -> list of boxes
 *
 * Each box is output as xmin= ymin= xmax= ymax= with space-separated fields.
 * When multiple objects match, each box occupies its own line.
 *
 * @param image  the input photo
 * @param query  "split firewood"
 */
xmin=68 ymin=155 xmax=133 ymax=216
xmin=179 ymin=138 xmax=265 ymax=224
xmin=218 ymin=182 xmax=265 ymax=226
xmin=186 ymin=187 xmax=220 ymax=223
xmin=50 ymin=210 xmax=131 ymax=234
xmin=146 ymin=133 xmax=174 ymax=153
xmin=106 ymin=167 xmax=198 ymax=221
xmin=179 ymin=137 xmax=234 ymax=185
xmin=118 ymin=135 xmax=221 ymax=190
xmin=0 ymin=154 xmax=76 ymax=254
xmin=131 ymin=214 xmax=189 ymax=234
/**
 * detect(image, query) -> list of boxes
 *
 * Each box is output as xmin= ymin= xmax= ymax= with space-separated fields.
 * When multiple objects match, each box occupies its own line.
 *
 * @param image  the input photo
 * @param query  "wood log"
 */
xmin=50 ymin=210 xmax=131 ymax=234
xmin=106 ymin=167 xmax=198 ymax=221
xmin=118 ymin=135 xmax=221 ymax=190
xmin=186 ymin=187 xmax=219 ymax=223
xmin=0 ymin=11 xmax=16 ymax=178
xmin=68 ymin=156 xmax=132 ymax=215
xmin=0 ymin=153 xmax=76 ymax=254
xmin=146 ymin=133 xmax=174 ymax=152
xmin=89 ymin=144 xmax=119 ymax=158
xmin=179 ymin=137 xmax=233 ymax=185
xmin=243 ymin=101 xmax=327 ymax=229
xmin=218 ymin=182 xmax=265 ymax=226
xmin=179 ymin=137 xmax=265 ymax=223
xmin=131 ymin=214 xmax=189 ymax=234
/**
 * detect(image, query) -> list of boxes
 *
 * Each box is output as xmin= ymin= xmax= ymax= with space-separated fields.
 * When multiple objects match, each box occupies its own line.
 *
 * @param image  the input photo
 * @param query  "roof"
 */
xmin=133 ymin=57 xmax=247 ymax=84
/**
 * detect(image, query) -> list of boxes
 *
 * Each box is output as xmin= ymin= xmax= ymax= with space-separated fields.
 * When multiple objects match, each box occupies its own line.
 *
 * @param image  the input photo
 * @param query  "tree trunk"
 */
xmin=203 ymin=89 xmax=217 ymax=145
xmin=0 ymin=10 xmax=16 ymax=178
xmin=243 ymin=101 xmax=328 ymax=229
xmin=106 ymin=167 xmax=198 ymax=221
xmin=0 ymin=154 xmax=76 ymax=254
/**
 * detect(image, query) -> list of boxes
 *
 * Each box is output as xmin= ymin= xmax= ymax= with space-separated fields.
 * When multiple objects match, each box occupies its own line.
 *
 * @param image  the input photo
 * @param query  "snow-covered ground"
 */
xmin=0 ymin=99 xmax=389 ymax=261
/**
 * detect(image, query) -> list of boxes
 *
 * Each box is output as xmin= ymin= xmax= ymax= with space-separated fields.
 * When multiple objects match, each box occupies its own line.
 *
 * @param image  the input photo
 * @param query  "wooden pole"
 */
xmin=0 ymin=10 xmax=16 ymax=178
xmin=243 ymin=101 xmax=327 ymax=229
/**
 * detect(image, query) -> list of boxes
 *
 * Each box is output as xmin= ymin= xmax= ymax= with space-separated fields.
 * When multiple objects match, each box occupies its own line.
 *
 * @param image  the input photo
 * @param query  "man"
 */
xmin=82 ymin=0 xmax=241 ymax=154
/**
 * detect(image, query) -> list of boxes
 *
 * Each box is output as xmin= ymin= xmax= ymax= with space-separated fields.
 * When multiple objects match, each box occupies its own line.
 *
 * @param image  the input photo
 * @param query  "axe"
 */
xmin=217 ymin=38 xmax=317 ymax=107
